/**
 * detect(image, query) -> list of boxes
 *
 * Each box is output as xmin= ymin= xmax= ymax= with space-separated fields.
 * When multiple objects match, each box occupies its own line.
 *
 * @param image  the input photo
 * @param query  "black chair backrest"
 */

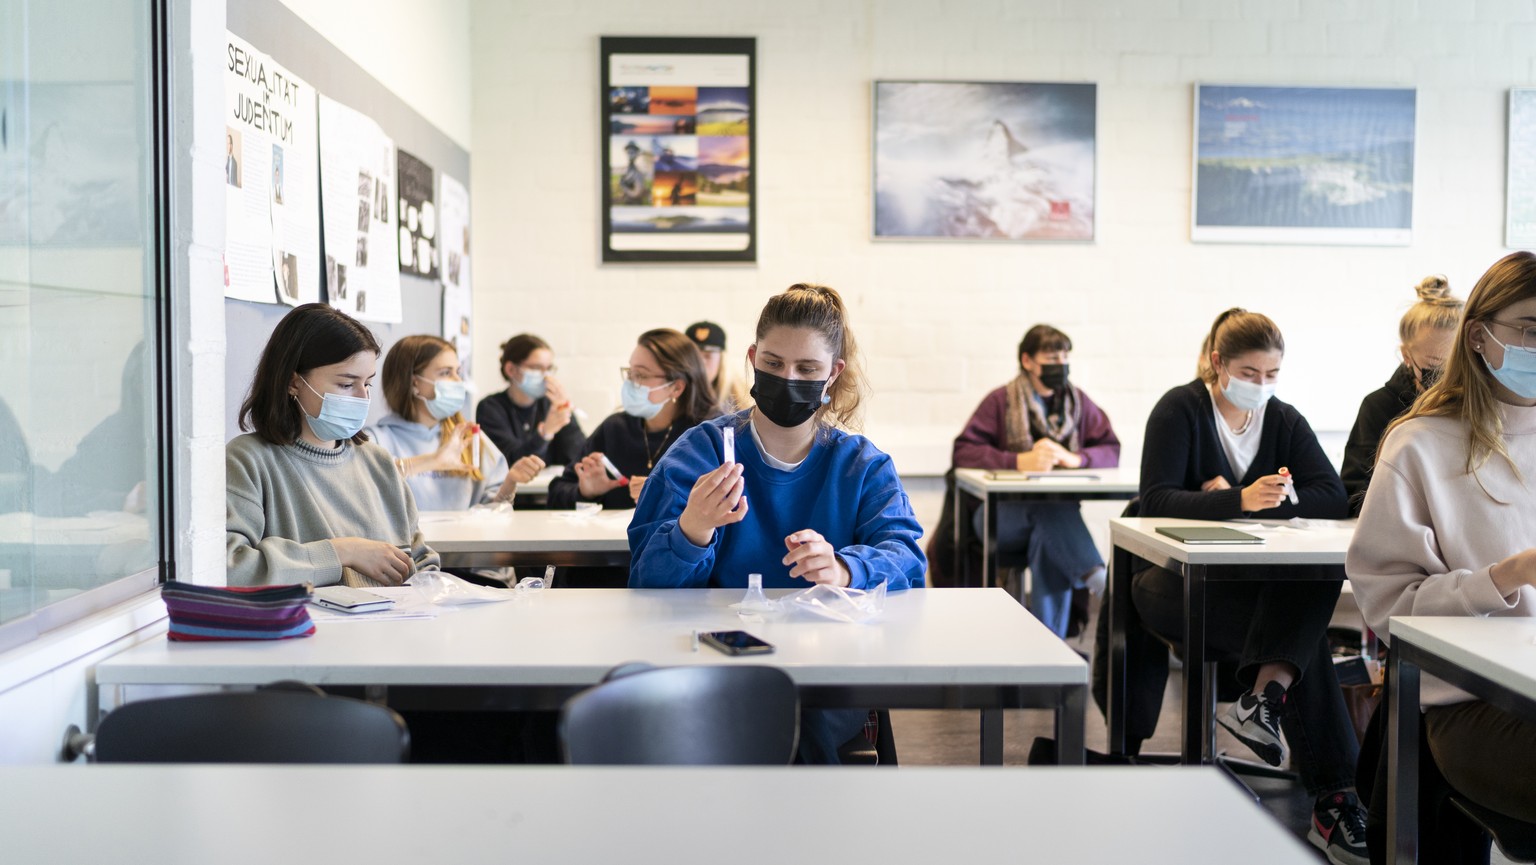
xmin=560 ymin=664 xmax=799 ymax=765
xmin=94 ymin=690 xmax=409 ymax=764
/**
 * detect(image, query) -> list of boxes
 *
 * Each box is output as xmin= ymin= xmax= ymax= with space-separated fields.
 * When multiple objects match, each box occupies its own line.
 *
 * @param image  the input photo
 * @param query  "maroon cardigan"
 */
xmin=952 ymin=385 xmax=1121 ymax=470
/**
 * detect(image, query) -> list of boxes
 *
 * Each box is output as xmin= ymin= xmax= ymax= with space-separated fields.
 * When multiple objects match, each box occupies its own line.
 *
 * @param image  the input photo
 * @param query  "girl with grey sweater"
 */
xmin=227 ymin=303 xmax=439 ymax=587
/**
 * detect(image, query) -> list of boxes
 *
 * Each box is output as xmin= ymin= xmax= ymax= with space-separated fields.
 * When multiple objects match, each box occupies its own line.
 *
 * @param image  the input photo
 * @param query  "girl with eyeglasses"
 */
xmin=1340 ymin=276 xmax=1464 ymax=516
xmin=476 ymin=333 xmax=586 ymax=471
xmin=366 ymin=335 xmax=546 ymax=511
xmin=546 ymin=328 xmax=717 ymax=510
xmin=1350 ymin=251 xmax=1536 ymax=830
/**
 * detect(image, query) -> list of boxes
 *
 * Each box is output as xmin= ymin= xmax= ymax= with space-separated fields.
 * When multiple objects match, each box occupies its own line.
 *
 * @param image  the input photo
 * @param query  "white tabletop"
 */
xmin=508 ymin=464 xmax=562 ymax=496
xmin=1390 ymin=616 xmax=1536 ymax=703
xmin=1110 ymin=516 xmax=1356 ymax=566
xmin=3 ymin=765 xmax=1310 ymax=865
xmin=417 ymin=508 xmax=631 ymax=554
xmin=96 ymin=587 xmax=1086 ymax=689
xmin=954 ymin=466 xmax=1139 ymax=496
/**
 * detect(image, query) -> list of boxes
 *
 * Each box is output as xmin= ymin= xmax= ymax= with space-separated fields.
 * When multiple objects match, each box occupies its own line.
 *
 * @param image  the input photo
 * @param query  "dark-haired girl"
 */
xmin=548 ymin=328 xmax=717 ymax=510
xmin=227 ymin=303 xmax=439 ymax=587
xmin=476 ymin=333 xmax=586 ymax=469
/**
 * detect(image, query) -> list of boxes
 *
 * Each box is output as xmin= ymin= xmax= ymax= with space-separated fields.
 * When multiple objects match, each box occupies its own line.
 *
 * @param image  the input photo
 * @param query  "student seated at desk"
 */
xmin=1349 ymin=251 xmax=1536 ymax=828
xmin=686 ymin=320 xmax=752 ymax=412
xmin=951 ymin=324 xmax=1120 ymax=637
xmin=629 ymin=284 xmax=926 ymax=764
xmin=476 ymin=333 xmax=586 ymax=470
xmin=1094 ymin=308 xmax=1365 ymax=865
xmin=1341 ymin=275 xmax=1462 ymax=516
xmin=367 ymin=334 xmax=545 ymax=509
xmin=226 ymin=303 xmax=439 ymax=587
xmin=548 ymin=328 xmax=716 ymax=511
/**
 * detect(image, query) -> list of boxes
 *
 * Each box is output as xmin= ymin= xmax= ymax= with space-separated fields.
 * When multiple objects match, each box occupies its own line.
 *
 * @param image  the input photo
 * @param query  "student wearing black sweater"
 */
xmin=1340 ymin=275 xmax=1463 ymax=516
xmin=547 ymin=329 xmax=716 ymax=510
xmin=1096 ymin=309 xmax=1366 ymax=865
xmin=476 ymin=334 xmax=586 ymax=471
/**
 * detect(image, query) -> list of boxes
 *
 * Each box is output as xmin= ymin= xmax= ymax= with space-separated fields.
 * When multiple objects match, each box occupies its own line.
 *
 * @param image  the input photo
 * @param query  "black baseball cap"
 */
xmin=686 ymin=321 xmax=726 ymax=350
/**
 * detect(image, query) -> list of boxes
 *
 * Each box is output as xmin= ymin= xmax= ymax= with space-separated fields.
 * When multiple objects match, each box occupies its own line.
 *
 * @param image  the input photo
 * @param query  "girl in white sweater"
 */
xmin=1349 ymin=250 xmax=1536 ymax=824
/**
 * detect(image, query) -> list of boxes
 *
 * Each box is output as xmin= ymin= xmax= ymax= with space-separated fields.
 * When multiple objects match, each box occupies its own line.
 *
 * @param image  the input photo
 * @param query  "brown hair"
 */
xmin=1387 ymin=252 xmax=1536 ymax=475
xmin=1399 ymin=274 xmax=1464 ymax=343
xmin=753 ymin=283 xmax=865 ymax=430
xmin=498 ymin=333 xmax=550 ymax=381
xmin=1019 ymin=324 xmax=1072 ymax=370
xmin=637 ymin=328 xmax=718 ymax=428
xmin=1197 ymin=308 xmax=1286 ymax=384
xmin=239 ymin=303 xmax=381 ymax=446
xmin=381 ymin=334 xmax=459 ymax=421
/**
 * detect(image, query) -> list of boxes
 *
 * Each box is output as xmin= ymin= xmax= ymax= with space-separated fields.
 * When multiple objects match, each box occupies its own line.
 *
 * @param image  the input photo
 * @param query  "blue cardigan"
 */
xmin=628 ymin=414 xmax=927 ymax=590
xmin=1139 ymin=380 xmax=1347 ymax=520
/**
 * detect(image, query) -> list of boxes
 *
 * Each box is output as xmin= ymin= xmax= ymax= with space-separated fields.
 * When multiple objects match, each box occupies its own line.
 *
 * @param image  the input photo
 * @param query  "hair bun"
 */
xmin=1415 ymin=274 xmax=1454 ymax=304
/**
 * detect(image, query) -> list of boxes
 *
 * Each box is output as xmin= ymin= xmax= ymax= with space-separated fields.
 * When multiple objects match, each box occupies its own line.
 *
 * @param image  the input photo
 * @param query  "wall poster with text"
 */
xmin=601 ymin=37 xmax=755 ymax=263
xmin=1507 ymin=88 xmax=1536 ymax=249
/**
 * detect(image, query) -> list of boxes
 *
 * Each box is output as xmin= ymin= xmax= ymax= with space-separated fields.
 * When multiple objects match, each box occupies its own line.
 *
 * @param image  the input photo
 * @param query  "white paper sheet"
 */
xmin=318 ymin=95 xmax=402 ymax=323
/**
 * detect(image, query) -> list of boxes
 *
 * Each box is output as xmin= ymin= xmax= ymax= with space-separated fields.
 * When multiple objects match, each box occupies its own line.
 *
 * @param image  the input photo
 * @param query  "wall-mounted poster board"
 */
xmin=600 ymin=36 xmax=756 ymax=263
xmin=1507 ymin=88 xmax=1536 ymax=249
xmin=1192 ymin=84 xmax=1416 ymax=246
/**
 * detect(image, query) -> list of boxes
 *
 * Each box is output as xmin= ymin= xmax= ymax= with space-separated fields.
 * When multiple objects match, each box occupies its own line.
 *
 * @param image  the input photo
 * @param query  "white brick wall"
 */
xmin=469 ymin=0 xmax=1530 ymax=476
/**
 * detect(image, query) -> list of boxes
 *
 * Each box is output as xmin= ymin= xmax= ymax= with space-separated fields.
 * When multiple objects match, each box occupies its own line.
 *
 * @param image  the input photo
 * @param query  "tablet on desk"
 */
xmin=1155 ymin=526 xmax=1265 ymax=544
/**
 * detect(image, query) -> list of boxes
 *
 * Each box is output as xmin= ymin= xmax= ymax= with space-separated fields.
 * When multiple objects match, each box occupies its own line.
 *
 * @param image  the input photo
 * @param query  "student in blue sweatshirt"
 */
xmin=629 ymin=283 xmax=926 ymax=763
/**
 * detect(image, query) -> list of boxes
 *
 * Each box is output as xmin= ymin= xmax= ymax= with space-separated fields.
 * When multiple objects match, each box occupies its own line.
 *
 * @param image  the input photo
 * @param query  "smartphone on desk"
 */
xmin=699 ymin=630 xmax=774 ymax=656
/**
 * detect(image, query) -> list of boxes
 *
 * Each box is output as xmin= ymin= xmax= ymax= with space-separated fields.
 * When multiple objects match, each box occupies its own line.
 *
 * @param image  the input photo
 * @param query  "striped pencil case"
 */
xmin=161 ymin=581 xmax=316 ymax=641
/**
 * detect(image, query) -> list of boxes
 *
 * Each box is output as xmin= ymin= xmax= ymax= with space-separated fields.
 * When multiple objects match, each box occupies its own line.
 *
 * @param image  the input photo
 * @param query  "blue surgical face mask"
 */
xmin=415 ymin=375 xmax=466 ymax=421
xmin=621 ymin=378 xmax=669 ymax=419
xmin=1481 ymin=323 xmax=1536 ymax=398
xmin=1222 ymin=372 xmax=1275 ymax=413
xmin=518 ymin=368 xmax=547 ymax=400
xmin=299 ymin=376 xmax=371 ymax=442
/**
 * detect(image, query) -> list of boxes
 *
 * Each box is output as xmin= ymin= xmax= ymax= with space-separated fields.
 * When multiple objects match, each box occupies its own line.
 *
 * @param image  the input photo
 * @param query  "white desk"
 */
xmin=509 ymin=464 xmax=562 ymax=497
xmin=4 ymin=765 xmax=1311 ymax=864
xmin=952 ymin=467 xmax=1138 ymax=589
xmin=1388 ymin=616 xmax=1536 ymax=864
xmin=417 ymin=508 xmax=631 ymax=568
xmin=1105 ymin=517 xmax=1355 ymax=764
xmin=96 ymin=587 xmax=1087 ymax=765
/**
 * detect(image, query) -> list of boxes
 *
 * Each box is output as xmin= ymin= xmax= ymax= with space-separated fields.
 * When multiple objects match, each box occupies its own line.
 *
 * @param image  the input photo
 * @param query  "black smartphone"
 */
xmin=699 ymin=630 xmax=774 ymax=656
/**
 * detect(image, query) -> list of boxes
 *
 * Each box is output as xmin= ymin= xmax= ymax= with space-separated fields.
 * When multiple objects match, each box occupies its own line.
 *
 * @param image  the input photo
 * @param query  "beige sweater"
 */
xmin=1346 ymin=404 xmax=1536 ymax=706
xmin=226 ymin=433 xmax=439 ymax=586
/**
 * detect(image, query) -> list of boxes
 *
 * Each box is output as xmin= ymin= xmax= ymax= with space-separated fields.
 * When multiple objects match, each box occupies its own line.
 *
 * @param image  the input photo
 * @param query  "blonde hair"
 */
xmin=1386 ymin=252 xmax=1536 ymax=475
xmin=753 ymin=283 xmax=865 ymax=430
xmin=1196 ymin=308 xmax=1285 ymax=384
xmin=1399 ymin=274 xmax=1464 ymax=343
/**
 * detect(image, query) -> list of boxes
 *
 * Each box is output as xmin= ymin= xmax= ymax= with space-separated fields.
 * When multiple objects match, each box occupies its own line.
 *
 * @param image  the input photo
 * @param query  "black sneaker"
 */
xmin=1218 ymin=680 xmax=1286 ymax=766
xmin=1310 ymin=790 xmax=1369 ymax=865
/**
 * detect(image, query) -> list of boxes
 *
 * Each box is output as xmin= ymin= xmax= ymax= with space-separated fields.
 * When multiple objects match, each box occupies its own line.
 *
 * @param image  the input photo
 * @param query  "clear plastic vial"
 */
xmin=740 ymin=572 xmax=771 ymax=611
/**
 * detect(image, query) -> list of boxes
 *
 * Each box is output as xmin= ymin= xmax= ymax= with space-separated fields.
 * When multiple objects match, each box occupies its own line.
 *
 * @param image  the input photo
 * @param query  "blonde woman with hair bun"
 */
xmin=1340 ymin=274 xmax=1465 ymax=515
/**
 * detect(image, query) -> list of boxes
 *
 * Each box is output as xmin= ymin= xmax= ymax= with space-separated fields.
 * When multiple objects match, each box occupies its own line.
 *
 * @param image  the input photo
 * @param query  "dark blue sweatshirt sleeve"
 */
xmin=837 ymin=450 xmax=927 ymax=591
xmin=627 ymin=425 xmax=722 ymax=588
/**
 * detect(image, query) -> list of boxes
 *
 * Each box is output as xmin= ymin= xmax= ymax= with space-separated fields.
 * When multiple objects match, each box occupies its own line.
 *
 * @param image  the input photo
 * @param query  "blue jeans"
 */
xmin=975 ymin=501 xmax=1103 ymax=638
xmin=796 ymin=708 xmax=872 ymax=765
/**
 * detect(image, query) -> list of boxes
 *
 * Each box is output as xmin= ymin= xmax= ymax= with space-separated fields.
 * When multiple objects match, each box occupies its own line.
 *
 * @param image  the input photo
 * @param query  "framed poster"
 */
xmin=601 ymin=36 xmax=755 ymax=263
xmin=1192 ymin=84 xmax=1416 ymax=245
xmin=873 ymin=81 xmax=1097 ymax=241
xmin=1507 ymin=88 xmax=1536 ymax=249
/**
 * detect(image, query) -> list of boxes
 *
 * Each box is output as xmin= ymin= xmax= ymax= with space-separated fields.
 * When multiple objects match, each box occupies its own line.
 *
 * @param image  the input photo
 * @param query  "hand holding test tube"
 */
xmin=1278 ymin=466 xmax=1300 ymax=506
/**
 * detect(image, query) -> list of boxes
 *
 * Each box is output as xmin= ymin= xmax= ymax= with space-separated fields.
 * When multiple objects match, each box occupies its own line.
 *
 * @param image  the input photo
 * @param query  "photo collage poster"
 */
xmin=317 ymin=94 xmax=402 ymax=323
xmin=397 ymin=148 xmax=439 ymax=280
xmin=1507 ymin=88 xmax=1536 ymax=249
xmin=224 ymin=32 xmax=321 ymax=305
xmin=438 ymin=172 xmax=473 ymax=370
xmin=601 ymin=37 xmax=755 ymax=262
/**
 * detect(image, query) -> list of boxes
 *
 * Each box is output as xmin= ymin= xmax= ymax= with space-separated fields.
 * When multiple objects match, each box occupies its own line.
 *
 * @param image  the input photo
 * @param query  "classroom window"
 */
xmin=0 ymin=0 xmax=169 ymax=650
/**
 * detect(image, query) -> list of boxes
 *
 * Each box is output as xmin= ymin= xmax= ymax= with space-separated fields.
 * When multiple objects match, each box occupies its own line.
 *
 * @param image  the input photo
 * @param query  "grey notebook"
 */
xmin=1155 ymin=526 xmax=1265 ymax=545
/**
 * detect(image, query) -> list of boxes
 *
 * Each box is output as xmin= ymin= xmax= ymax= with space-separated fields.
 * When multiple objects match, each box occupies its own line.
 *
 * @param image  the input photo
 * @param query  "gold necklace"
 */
xmin=642 ymin=420 xmax=674 ymax=470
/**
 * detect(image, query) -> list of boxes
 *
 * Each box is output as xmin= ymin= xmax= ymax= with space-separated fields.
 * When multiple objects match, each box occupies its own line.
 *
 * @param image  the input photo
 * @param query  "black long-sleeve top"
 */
xmin=1341 ymin=364 xmax=1418 ymax=517
xmin=1139 ymin=380 xmax=1347 ymax=521
xmin=475 ymin=390 xmax=586 ymax=468
xmin=547 ymin=411 xmax=693 ymax=510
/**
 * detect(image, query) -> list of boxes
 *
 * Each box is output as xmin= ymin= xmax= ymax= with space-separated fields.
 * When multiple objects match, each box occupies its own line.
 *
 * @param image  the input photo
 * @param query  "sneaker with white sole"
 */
xmin=1218 ymin=680 xmax=1287 ymax=766
xmin=1309 ymin=790 xmax=1369 ymax=865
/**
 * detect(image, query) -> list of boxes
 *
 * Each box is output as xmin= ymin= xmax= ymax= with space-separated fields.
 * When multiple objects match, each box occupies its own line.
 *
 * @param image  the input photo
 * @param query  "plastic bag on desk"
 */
xmin=785 ymin=581 xmax=887 ymax=624
xmin=406 ymin=570 xmax=518 ymax=605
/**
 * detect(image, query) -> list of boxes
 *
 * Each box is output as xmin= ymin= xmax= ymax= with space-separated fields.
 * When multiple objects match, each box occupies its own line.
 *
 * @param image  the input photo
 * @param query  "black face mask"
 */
xmin=751 ymin=369 xmax=827 ymax=428
xmin=1037 ymin=363 xmax=1070 ymax=391
xmin=1416 ymin=365 xmax=1443 ymax=391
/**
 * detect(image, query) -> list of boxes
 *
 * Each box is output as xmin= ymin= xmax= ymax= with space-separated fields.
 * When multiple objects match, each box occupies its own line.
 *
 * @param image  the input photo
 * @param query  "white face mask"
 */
xmin=1222 ymin=373 xmax=1275 ymax=412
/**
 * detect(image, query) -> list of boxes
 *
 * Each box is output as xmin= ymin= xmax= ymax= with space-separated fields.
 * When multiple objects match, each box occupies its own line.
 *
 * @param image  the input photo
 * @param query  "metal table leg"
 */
xmin=1106 ymin=542 xmax=1132 ymax=755
xmin=1057 ymin=684 xmax=1086 ymax=765
xmin=979 ymin=708 xmax=1004 ymax=765
xmin=1389 ymin=651 xmax=1420 ymax=864
xmin=1182 ymin=563 xmax=1210 ymax=764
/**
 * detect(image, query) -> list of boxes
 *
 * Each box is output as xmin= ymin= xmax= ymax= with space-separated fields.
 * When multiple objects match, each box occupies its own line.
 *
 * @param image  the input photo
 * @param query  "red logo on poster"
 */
xmin=1050 ymin=200 xmax=1071 ymax=219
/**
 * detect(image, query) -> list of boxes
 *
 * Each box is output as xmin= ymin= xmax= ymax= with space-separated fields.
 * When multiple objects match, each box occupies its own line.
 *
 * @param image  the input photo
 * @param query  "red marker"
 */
xmin=1278 ymin=467 xmax=1300 ymax=505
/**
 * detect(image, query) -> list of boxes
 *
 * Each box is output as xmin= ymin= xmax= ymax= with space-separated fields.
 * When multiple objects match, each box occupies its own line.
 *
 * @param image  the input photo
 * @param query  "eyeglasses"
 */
xmin=519 ymin=363 xmax=557 ymax=375
xmin=620 ymin=366 xmax=670 ymax=386
xmin=1486 ymin=320 xmax=1536 ymax=351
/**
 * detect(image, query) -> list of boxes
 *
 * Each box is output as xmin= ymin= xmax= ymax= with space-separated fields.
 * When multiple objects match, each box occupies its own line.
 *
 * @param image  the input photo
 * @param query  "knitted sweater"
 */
xmin=365 ymin=412 xmax=509 ymax=510
xmin=225 ymin=433 xmax=439 ymax=586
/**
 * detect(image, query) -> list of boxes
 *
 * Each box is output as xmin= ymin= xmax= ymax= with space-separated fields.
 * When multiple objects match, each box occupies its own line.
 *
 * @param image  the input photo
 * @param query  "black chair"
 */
xmin=559 ymin=663 xmax=799 ymax=765
xmin=93 ymin=689 xmax=410 ymax=763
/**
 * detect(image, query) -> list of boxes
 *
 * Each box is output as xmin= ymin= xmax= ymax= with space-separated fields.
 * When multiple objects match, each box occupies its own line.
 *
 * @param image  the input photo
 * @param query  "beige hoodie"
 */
xmin=1347 ymin=403 xmax=1536 ymax=707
